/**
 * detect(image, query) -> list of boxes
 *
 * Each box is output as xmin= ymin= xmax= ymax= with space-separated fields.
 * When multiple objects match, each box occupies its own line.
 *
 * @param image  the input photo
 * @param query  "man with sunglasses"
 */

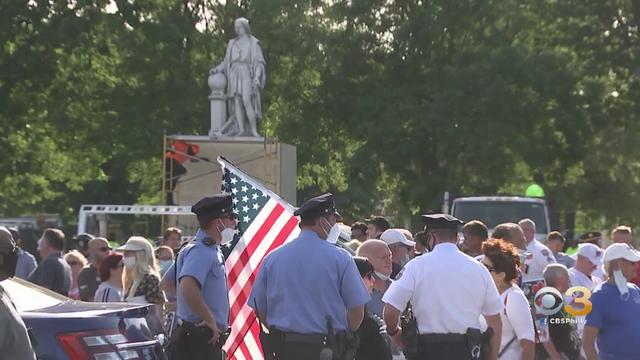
xmin=169 ymin=193 xmax=237 ymax=360
xmin=382 ymin=214 xmax=503 ymax=360
xmin=78 ymin=237 xmax=111 ymax=301
xmin=249 ymin=193 xmax=370 ymax=360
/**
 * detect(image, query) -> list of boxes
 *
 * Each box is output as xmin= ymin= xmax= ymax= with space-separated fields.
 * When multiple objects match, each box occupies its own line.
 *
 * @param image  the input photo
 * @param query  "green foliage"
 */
xmin=2 ymin=0 xmax=640 ymax=232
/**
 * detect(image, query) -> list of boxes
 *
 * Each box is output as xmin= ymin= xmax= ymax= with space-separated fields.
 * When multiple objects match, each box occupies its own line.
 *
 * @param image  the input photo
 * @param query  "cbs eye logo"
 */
xmin=533 ymin=286 xmax=592 ymax=317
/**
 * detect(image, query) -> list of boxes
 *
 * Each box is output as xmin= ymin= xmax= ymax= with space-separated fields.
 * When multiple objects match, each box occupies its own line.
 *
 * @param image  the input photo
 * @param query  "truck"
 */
xmin=449 ymin=196 xmax=550 ymax=242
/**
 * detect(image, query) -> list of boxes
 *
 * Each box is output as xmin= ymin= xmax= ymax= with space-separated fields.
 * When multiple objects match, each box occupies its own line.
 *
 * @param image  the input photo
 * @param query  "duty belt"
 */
xmin=282 ymin=332 xmax=329 ymax=345
xmin=418 ymin=333 xmax=467 ymax=343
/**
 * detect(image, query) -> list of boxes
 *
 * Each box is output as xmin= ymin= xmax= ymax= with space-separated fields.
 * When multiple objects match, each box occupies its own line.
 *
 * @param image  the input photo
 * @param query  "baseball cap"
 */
xmin=603 ymin=243 xmax=640 ymax=264
xmin=575 ymin=243 xmax=603 ymax=266
xmin=380 ymin=229 xmax=415 ymax=247
xmin=116 ymin=237 xmax=151 ymax=252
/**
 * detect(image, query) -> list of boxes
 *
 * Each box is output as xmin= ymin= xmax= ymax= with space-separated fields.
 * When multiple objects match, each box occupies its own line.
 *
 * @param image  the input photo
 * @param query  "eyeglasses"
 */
xmin=482 ymin=262 xmax=496 ymax=273
xmin=67 ymin=261 xmax=81 ymax=267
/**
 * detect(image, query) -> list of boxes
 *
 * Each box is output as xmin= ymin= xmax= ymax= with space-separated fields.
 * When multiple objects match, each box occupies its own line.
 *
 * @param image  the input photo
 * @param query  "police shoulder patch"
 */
xmin=541 ymin=249 xmax=549 ymax=257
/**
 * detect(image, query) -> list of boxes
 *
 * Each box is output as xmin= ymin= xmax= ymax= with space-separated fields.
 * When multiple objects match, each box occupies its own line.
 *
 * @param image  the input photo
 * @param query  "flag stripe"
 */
xmin=225 ymin=216 xmax=298 ymax=357
xmin=227 ymin=209 xmax=296 ymax=304
xmin=218 ymin=158 xmax=301 ymax=360
xmin=227 ymin=203 xmax=285 ymax=286
xmin=226 ymin=200 xmax=278 ymax=266
xmin=229 ymin=214 xmax=297 ymax=318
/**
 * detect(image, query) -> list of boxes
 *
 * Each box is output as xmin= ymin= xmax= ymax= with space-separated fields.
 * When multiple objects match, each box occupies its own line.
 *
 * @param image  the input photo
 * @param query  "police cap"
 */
xmin=73 ymin=233 xmax=95 ymax=253
xmin=192 ymin=194 xmax=234 ymax=222
xmin=294 ymin=193 xmax=341 ymax=221
xmin=421 ymin=214 xmax=463 ymax=231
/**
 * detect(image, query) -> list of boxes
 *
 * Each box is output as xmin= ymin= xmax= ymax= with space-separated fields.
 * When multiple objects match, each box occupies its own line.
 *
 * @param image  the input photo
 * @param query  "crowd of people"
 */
xmin=10 ymin=227 xmax=184 ymax=306
xmin=2 ymin=193 xmax=640 ymax=360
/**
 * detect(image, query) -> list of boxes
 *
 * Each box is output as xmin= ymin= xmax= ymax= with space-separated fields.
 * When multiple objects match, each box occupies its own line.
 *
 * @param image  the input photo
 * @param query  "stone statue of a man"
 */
xmin=210 ymin=17 xmax=266 ymax=137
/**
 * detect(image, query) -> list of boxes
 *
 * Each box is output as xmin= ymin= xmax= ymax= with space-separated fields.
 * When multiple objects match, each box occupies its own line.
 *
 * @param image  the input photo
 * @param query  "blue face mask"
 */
xmin=158 ymin=260 xmax=174 ymax=274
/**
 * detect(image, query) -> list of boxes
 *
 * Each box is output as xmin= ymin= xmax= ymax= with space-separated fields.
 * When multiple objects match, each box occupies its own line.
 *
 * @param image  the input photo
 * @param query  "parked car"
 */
xmin=2 ymin=277 xmax=167 ymax=360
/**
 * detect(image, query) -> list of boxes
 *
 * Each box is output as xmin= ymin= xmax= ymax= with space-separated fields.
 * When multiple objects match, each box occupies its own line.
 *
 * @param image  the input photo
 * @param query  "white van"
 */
xmin=451 ymin=196 xmax=550 ymax=242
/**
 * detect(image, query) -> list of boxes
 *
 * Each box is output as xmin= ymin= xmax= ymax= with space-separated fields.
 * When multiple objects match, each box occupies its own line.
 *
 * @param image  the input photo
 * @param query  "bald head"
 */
xmin=88 ymin=237 xmax=110 ymax=265
xmin=357 ymin=239 xmax=393 ymax=276
xmin=493 ymin=223 xmax=526 ymax=250
xmin=518 ymin=219 xmax=536 ymax=243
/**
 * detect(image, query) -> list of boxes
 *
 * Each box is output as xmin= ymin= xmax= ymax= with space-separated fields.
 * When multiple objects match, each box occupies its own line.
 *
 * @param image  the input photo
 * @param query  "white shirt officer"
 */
xmin=519 ymin=219 xmax=556 ymax=282
xmin=383 ymin=214 xmax=503 ymax=360
xmin=523 ymin=239 xmax=556 ymax=282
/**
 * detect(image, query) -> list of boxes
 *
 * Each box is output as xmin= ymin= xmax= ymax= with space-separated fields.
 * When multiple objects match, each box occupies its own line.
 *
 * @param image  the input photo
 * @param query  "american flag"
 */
xmin=218 ymin=157 xmax=300 ymax=360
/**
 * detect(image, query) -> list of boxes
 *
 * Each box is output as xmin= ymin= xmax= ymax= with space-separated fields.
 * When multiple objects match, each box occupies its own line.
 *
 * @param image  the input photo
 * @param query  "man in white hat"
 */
xmin=569 ymin=243 xmax=603 ymax=291
xmin=583 ymin=243 xmax=640 ymax=360
xmin=380 ymin=228 xmax=416 ymax=278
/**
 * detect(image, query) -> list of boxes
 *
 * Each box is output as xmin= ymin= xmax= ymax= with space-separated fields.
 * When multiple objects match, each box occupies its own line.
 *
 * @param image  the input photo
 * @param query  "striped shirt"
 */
xmin=94 ymin=282 xmax=123 ymax=303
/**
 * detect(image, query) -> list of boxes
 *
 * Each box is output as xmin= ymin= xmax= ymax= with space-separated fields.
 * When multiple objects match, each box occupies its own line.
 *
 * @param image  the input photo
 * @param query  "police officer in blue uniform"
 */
xmin=249 ymin=193 xmax=370 ymax=360
xmin=169 ymin=194 xmax=237 ymax=360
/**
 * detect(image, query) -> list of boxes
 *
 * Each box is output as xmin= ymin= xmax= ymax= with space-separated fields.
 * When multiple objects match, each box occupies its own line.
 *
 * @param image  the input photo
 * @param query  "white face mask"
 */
xmin=374 ymin=271 xmax=390 ymax=282
xmin=216 ymin=220 xmax=238 ymax=245
xmin=400 ymin=253 xmax=411 ymax=267
xmin=326 ymin=224 xmax=341 ymax=244
xmin=613 ymin=269 xmax=630 ymax=300
xmin=220 ymin=227 xmax=237 ymax=245
xmin=320 ymin=218 xmax=340 ymax=244
xmin=123 ymin=257 xmax=136 ymax=270
xmin=158 ymin=260 xmax=173 ymax=273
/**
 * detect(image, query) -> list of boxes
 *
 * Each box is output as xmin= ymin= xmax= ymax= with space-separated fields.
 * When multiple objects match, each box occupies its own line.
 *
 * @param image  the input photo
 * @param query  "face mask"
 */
xmin=374 ymin=271 xmax=390 ymax=282
xmin=326 ymin=224 xmax=341 ymax=244
xmin=158 ymin=260 xmax=173 ymax=274
xmin=218 ymin=221 xmax=238 ymax=245
xmin=613 ymin=269 xmax=630 ymax=300
xmin=398 ymin=253 xmax=411 ymax=267
xmin=123 ymin=257 xmax=136 ymax=270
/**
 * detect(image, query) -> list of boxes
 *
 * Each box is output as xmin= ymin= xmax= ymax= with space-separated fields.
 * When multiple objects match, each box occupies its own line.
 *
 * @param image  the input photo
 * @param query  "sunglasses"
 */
xmin=116 ymin=262 xmax=125 ymax=268
xmin=68 ymin=261 xmax=81 ymax=267
xmin=99 ymin=247 xmax=111 ymax=252
xmin=482 ymin=262 xmax=496 ymax=273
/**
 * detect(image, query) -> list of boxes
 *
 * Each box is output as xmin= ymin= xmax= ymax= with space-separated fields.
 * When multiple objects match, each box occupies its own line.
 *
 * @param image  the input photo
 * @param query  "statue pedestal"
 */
xmin=166 ymin=135 xmax=297 ymax=207
xmin=163 ymin=135 xmax=296 ymax=233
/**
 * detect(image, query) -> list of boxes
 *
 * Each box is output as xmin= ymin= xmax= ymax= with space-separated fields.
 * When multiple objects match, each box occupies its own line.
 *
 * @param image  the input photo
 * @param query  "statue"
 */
xmin=209 ymin=17 xmax=266 ymax=138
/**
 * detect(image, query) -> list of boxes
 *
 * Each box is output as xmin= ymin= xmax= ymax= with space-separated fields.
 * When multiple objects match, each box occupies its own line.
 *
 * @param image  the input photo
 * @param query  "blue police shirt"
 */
xmin=249 ymin=229 xmax=370 ymax=334
xmin=15 ymin=248 xmax=37 ymax=280
xmin=585 ymin=282 xmax=640 ymax=359
xmin=176 ymin=230 xmax=229 ymax=328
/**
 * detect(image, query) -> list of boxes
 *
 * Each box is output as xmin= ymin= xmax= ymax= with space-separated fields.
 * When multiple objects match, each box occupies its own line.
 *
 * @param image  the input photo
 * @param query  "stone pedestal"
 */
xmin=208 ymin=72 xmax=227 ymax=136
xmin=165 ymin=135 xmax=296 ymax=233
xmin=167 ymin=135 xmax=297 ymax=207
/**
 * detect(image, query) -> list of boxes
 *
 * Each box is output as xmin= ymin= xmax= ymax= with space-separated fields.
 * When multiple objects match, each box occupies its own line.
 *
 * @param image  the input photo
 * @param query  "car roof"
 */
xmin=453 ymin=196 xmax=546 ymax=204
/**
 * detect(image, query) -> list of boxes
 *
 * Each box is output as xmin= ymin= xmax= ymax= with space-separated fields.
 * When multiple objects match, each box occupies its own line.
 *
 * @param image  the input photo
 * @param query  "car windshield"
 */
xmin=1 ymin=277 xmax=66 ymax=312
xmin=453 ymin=201 xmax=548 ymax=233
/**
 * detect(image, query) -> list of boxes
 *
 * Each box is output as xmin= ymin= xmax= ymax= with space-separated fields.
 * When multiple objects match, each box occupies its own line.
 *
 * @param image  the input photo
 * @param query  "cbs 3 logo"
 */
xmin=534 ymin=286 xmax=592 ymax=317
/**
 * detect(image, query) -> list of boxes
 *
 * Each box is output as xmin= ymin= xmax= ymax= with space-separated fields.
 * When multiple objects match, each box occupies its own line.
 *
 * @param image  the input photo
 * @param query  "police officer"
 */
xmin=382 ymin=214 xmax=503 ymax=360
xmin=518 ymin=219 xmax=556 ymax=282
xmin=169 ymin=194 xmax=236 ymax=360
xmin=0 ymin=226 xmax=36 ymax=359
xmin=249 ymin=193 xmax=370 ymax=360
